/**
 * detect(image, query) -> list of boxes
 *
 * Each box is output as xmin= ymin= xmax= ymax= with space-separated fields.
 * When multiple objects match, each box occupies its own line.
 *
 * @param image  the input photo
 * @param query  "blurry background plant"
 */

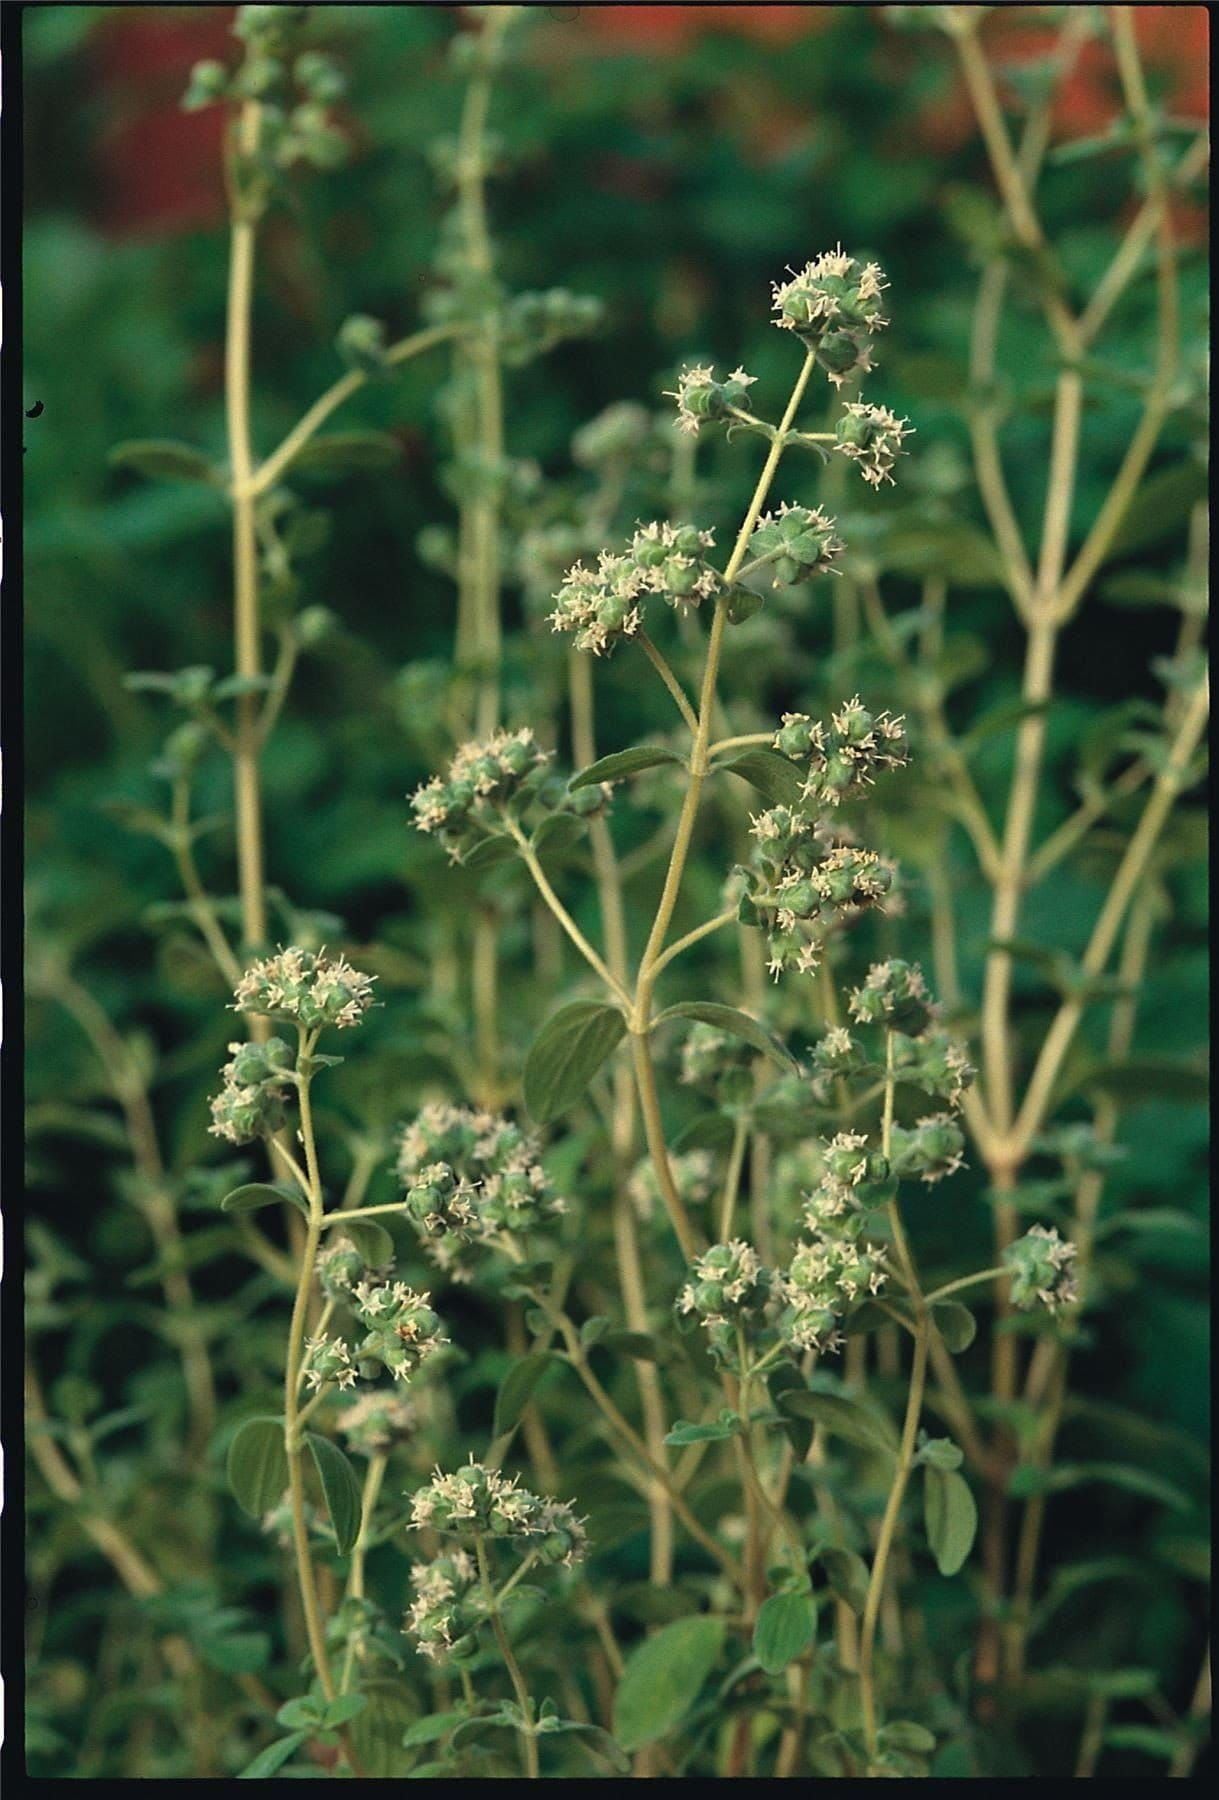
xmin=22 ymin=2 xmax=1208 ymax=1782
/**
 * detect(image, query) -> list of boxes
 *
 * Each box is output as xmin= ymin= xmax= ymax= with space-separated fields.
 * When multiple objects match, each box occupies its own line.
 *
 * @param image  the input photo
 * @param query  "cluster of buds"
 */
xmin=348 ymin=1278 xmax=448 ymax=1383
xmin=183 ymin=9 xmax=347 ymax=176
xmin=549 ymin=520 xmax=721 ymax=655
xmin=316 ymin=1233 xmax=389 ymax=1302
xmin=410 ymin=727 xmax=552 ymax=859
xmin=777 ymin=1231 xmax=888 ymax=1354
xmin=890 ymin=1029 xmax=975 ymax=1107
xmin=1004 ymin=1226 xmax=1080 ymax=1314
xmin=747 ymin=503 xmax=843 ymax=589
xmin=677 ymin=1240 xmax=773 ymax=1368
xmin=808 ymin=1130 xmax=894 ymax=1218
xmin=410 ymin=1461 xmax=587 ymax=1566
xmin=834 ymin=401 xmax=913 ymax=488
xmin=207 ymin=1037 xmax=294 ymax=1145
xmin=405 ymin=1549 xmax=482 ymax=1664
xmin=571 ymin=401 xmax=653 ymax=469
xmin=741 ymin=808 xmax=894 ymax=979
xmin=773 ymin=697 xmax=909 ymax=808
xmin=889 ymin=1113 xmax=967 ymax=1185
xmin=771 ymin=247 xmax=889 ymax=385
xmin=396 ymin=1104 xmax=566 ymax=1273
xmin=679 ymin=1021 xmax=757 ymax=1096
xmin=848 ymin=958 xmax=933 ymax=1035
xmin=628 ymin=522 xmax=721 ymax=610
xmin=303 ymin=1333 xmax=359 ymax=1393
xmin=499 ymin=289 xmax=603 ymax=366
xmin=339 ymin=1390 xmax=419 ymax=1456
xmin=233 ymin=947 xmax=377 ymax=1032
xmin=628 ymin=1150 xmax=717 ymax=1223
xmin=809 ymin=1026 xmax=870 ymax=1096
xmin=668 ymin=363 xmax=758 ymax=436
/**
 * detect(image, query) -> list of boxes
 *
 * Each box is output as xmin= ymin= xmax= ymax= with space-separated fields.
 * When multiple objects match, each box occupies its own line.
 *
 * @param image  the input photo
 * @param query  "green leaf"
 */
xmin=817 ymin=1546 xmax=870 ymax=1615
xmin=753 ymin=1590 xmax=816 ymax=1674
xmin=778 ymin=1388 xmax=898 ymax=1456
xmin=1007 ymin=1460 xmax=1193 ymax=1512
xmin=523 ymin=1001 xmax=627 ymax=1123
xmin=923 ymin=1467 xmax=978 ymax=1576
xmin=226 ymin=1416 xmax=288 ymax=1518
xmin=305 ymin=1432 xmax=363 ymax=1553
xmin=1067 ymin=1055 xmax=1210 ymax=1108
xmin=289 ymin=430 xmax=403 ymax=477
xmin=220 ymin=1181 xmax=308 ymax=1219
xmin=1106 ymin=460 xmax=1208 ymax=559
xmin=238 ymin=1731 xmax=309 ymax=1778
xmin=109 ymin=439 xmax=219 ymax=486
xmin=401 ymin=1710 xmax=468 ymax=1749
xmin=656 ymin=1002 xmax=798 ymax=1072
xmin=459 ymin=832 xmax=517 ymax=872
xmin=531 ymin=811 xmax=585 ymax=857
xmin=351 ymin=1681 xmax=420 ymax=1778
xmin=718 ymin=748 xmax=806 ymax=805
xmin=881 ymin=1721 xmax=937 ymax=1754
xmin=321 ymin=1693 xmax=368 ymax=1729
xmin=931 ymin=1301 xmax=977 ymax=1353
xmin=663 ymin=1411 xmax=740 ymax=1446
xmin=337 ymin=1219 xmax=395 ymax=1267
xmin=569 ymin=745 xmax=686 ymax=790
xmin=613 ymin=1614 xmax=725 ymax=1750
xmin=493 ymin=1352 xmax=556 ymax=1437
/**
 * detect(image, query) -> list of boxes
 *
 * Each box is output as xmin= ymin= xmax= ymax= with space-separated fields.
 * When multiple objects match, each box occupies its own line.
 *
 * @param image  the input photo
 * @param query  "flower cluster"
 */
xmin=410 ymin=727 xmax=552 ymax=859
xmin=890 ymin=1029 xmax=975 ymax=1107
xmin=747 ymin=502 xmax=843 ymax=589
xmin=668 ymin=363 xmax=757 ymax=436
xmin=742 ymin=807 xmax=894 ymax=979
xmin=499 ymin=288 xmax=603 ymax=366
xmin=834 ymin=401 xmax=913 ymax=487
xmin=233 ymin=947 xmax=377 ymax=1031
xmin=1004 ymin=1226 xmax=1080 ymax=1314
xmin=410 ymin=1461 xmax=587 ymax=1566
xmin=848 ymin=958 xmax=934 ymax=1036
xmin=339 ymin=1390 xmax=419 ymax=1456
xmin=396 ymin=1103 xmax=566 ymax=1274
xmin=628 ymin=1150 xmax=717 ymax=1223
xmin=348 ymin=1278 xmax=448 ymax=1383
xmin=405 ymin=1549 xmax=482 ymax=1663
xmin=777 ymin=1232 xmax=888 ymax=1354
xmin=183 ymin=8 xmax=347 ymax=175
xmin=207 ymin=1037 xmax=294 ymax=1144
xmin=773 ymin=696 xmax=909 ymax=807
xmin=677 ymin=1239 xmax=772 ymax=1366
xmin=628 ymin=521 xmax=721 ymax=609
xmin=549 ymin=520 xmax=720 ymax=655
xmin=771 ymin=247 xmax=889 ymax=385
xmin=889 ymin=1113 xmax=967 ymax=1185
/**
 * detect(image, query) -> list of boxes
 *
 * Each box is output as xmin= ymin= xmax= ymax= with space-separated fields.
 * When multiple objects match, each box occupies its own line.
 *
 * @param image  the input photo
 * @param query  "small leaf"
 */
xmin=718 ymin=748 xmax=806 ymax=805
xmin=923 ymin=1467 xmax=978 ymax=1576
xmin=753 ymin=1590 xmax=816 ymax=1674
xmin=663 ymin=1411 xmax=740 ymax=1446
xmin=817 ymin=1546 xmax=870 ymax=1615
xmin=931 ymin=1301 xmax=977 ymax=1353
xmin=778 ymin=1388 xmax=898 ymax=1455
xmin=656 ymin=1002 xmax=798 ymax=1072
xmin=238 ymin=1731 xmax=309 ymax=1779
xmin=401 ymin=1711 xmax=467 ymax=1749
xmin=337 ymin=1219 xmax=395 ymax=1267
xmin=569 ymin=745 xmax=686 ymax=790
xmin=881 ymin=1721 xmax=937 ymax=1753
xmin=109 ymin=439 xmax=219 ymax=486
xmin=493 ymin=1353 xmax=556 ymax=1437
xmin=227 ymin=1416 xmax=288 ymax=1518
xmin=305 ymin=1432 xmax=363 ymax=1553
xmin=523 ymin=1001 xmax=627 ymax=1123
xmin=459 ymin=833 xmax=517 ymax=872
xmin=289 ymin=430 xmax=402 ymax=477
xmin=220 ymin=1181 xmax=308 ymax=1219
xmin=613 ymin=1614 xmax=725 ymax=1751
xmin=1007 ymin=1460 xmax=1192 ymax=1512
xmin=321 ymin=1693 xmax=368 ymax=1729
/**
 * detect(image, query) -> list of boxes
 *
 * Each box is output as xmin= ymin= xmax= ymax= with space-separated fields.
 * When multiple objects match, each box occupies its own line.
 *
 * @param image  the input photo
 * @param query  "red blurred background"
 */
xmin=89 ymin=5 xmax=1209 ymax=239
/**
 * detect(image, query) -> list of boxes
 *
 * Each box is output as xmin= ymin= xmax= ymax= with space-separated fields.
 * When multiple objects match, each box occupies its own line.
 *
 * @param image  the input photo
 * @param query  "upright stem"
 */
xmin=475 ymin=1534 xmax=539 ymax=1779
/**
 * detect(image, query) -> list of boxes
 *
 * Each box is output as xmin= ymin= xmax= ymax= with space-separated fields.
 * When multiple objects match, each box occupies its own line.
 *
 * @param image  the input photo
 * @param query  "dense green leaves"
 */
xmin=613 ymin=1615 xmax=725 ymax=1750
xmin=523 ymin=1001 xmax=627 ymax=1122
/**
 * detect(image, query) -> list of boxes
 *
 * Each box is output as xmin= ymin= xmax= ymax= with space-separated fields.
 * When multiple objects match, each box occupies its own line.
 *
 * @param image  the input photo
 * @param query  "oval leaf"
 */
xmin=523 ymin=1001 xmax=627 ymax=1124
xmin=656 ymin=1002 xmax=797 ymax=1073
xmin=306 ymin=1432 xmax=363 ymax=1554
xmin=337 ymin=1219 xmax=395 ymax=1267
xmin=718 ymin=748 xmax=806 ymax=805
xmin=753 ymin=1590 xmax=816 ymax=1674
xmin=220 ymin=1181 xmax=308 ymax=1219
xmin=818 ymin=1546 xmax=871 ymax=1615
xmin=493 ymin=1352 xmax=556 ymax=1437
xmin=569 ymin=745 xmax=686 ymax=790
xmin=923 ymin=1467 xmax=978 ymax=1576
xmin=290 ymin=431 xmax=402 ymax=477
xmin=931 ymin=1301 xmax=977 ymax=1354
xmin=778 ymin=1388 xmax=898 ymax=1455
xmin=613 ymin=1614 xmax=725 ymax=1751
xmin=238 ymin=1731 xmax=309 ymax=1779
xmin=227 ymin=1416 xmax=288 ymax=1518
xmin=109 ymin=439 xmax=219 ymax=486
